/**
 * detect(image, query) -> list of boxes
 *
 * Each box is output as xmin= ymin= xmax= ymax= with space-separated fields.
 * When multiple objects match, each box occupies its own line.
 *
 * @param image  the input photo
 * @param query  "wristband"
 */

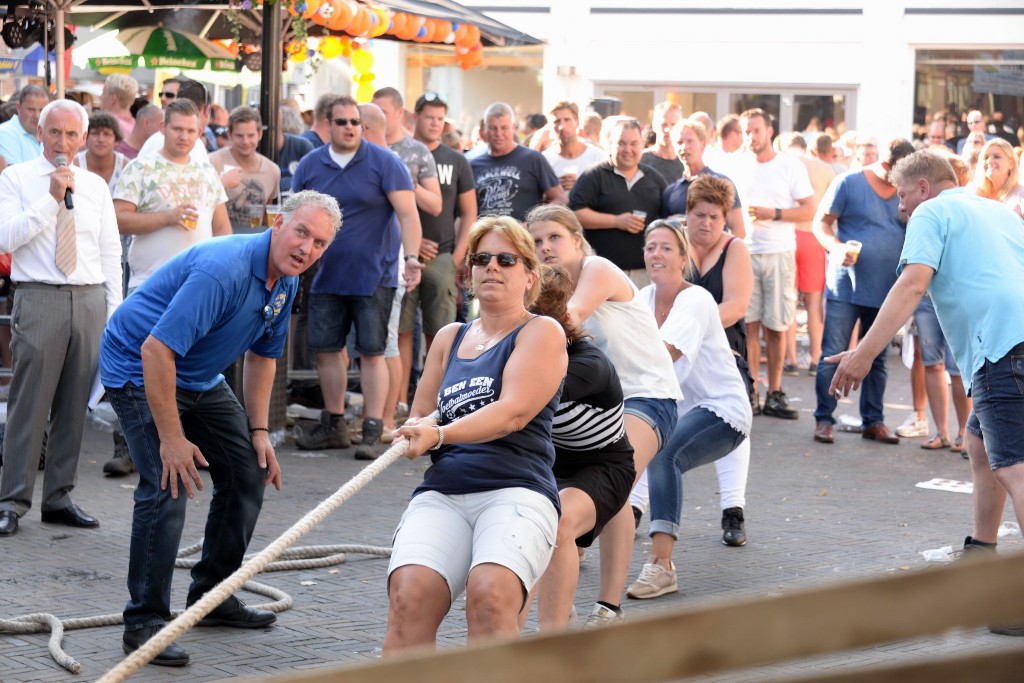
xmin=405 ymin=254 xmax=420 ymax=262
xmin=774 ymin=208 xmax=782 ymax=221
xmin=429 ymin=425 xmax=444 ymax=451
xmin=249 ymin=426 xmax=269 ymax=434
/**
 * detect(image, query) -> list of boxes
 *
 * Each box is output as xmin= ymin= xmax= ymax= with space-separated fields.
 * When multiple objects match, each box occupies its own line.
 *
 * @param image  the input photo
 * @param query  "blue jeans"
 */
xmin=969 ymin=340 xmax=1024 ymax=470
xmin=815 ymin=300 xmax=888 ymax=427
xmin=648 ymin=407 xmax=747 ymax=538
xmin=107 ymin=381 xmax=267 ymax=631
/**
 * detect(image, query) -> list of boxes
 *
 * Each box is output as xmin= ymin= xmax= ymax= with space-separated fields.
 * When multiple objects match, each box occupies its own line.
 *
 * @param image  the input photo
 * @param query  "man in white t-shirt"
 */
xmin=137 ymin=79 xmax=211 ymax=163
xmin=113 ymin=99 xmax=229 ymax=290
xmin=542 ymin=100 xmax=605 ymax=193
xmin=738 ymin=108 xmax=815 ymax=419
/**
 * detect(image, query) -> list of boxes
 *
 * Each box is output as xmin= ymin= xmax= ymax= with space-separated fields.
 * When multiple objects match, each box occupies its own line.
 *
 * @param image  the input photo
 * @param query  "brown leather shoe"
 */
xmin=862 ymin=424 xmax=899 ymax=444
xmin=813 ymin=421 xmax=834 ymax=444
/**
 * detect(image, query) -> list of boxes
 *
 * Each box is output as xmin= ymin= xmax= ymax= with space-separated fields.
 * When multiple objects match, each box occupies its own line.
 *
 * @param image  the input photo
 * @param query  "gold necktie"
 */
xmin=55 ymin=204 xmax=77 ymax=276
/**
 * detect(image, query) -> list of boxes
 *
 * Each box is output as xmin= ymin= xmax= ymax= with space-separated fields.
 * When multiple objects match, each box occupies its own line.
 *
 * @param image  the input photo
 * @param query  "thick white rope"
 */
xmin=0 ymin=439 xmax=405 ymax=680
xmin=95 ymin=438 xmax=406 ymax=683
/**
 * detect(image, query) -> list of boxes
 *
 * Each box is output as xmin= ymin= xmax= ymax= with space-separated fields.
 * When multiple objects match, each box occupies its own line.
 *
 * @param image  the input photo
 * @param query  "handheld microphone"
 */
xmin=54 ymin=154 xmax=74 ymax=210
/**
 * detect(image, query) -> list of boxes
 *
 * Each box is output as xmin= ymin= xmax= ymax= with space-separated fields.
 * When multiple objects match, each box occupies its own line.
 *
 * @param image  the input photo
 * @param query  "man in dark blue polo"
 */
xmin=290 ymin=95 xmax=422 ymax=459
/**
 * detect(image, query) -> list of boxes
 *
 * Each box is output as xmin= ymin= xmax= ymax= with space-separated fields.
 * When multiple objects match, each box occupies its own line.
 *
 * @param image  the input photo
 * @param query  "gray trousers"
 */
xmin=0 ymin=283 xmax=105 ymax=516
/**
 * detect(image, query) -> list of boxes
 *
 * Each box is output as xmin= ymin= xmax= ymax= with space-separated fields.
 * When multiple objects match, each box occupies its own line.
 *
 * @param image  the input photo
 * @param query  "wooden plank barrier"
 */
xmin=253 ymin=552 xmax=1024 ymax=683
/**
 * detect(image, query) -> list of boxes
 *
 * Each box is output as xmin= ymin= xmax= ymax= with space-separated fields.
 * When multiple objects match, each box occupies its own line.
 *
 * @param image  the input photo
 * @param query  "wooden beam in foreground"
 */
xmin=255 ymin=553 xmax=1024 ymax=683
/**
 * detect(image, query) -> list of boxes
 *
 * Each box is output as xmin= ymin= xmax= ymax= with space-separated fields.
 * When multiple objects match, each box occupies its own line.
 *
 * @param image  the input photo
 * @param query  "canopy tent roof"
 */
xmin=6 ymin=0 xmax=540 ymax=47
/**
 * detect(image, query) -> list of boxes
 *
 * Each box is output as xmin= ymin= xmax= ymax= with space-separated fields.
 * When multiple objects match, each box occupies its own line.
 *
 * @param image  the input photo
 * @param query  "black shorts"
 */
xmin=553 ymin=457 xmax=635 ymax=548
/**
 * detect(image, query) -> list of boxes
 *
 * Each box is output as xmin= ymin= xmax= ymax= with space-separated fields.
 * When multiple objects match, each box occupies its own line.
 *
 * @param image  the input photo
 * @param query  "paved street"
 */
xmin=1 ymin=347 xmax=1021 ymax=682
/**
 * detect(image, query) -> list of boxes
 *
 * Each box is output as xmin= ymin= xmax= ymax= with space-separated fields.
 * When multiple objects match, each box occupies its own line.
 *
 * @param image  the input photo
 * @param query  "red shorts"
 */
xmin=795 ymin=230 xmax=826 ymax=293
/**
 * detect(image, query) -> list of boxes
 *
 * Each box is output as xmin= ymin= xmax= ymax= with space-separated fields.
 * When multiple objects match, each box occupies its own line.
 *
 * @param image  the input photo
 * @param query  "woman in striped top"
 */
xmin=530 ymin=265 xmax=635 ymax=630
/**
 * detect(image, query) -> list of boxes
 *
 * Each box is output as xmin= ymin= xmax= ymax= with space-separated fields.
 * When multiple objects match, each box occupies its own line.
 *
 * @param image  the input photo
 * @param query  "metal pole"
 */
xmin=55 ymin=6 xmax=65 ymax=98
xmin=258 ymin=4 xmax=281 ymax=164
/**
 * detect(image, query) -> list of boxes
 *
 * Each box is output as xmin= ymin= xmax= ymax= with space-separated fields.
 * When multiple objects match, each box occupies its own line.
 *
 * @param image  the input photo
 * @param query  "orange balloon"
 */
xmin=388 ymin=12 xmax=406 ymax=35
xmin=434 ymin=21 xmax=452 ymax=42
xmin=302 ymin=0 xmax=321 ymax=20
xmin=456 ymin=24 xmax=479 ymax=47
xmin=398 ymin=15 xmax=424 ymax=41
xmin=413 ymin=18 xmax=434 ymax=42
xmin=325 ymin=0 xmax=355 ymax=31
xmin=454 ymin=23 xmax=469 ymax=44
xmin=347 ymin=6 xmax=372 ymax=36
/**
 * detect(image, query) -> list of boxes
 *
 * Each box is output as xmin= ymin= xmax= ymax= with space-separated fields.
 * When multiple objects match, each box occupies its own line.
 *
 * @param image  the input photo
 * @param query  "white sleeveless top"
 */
xmin=582 ymin=260 xmax=682 ymax=402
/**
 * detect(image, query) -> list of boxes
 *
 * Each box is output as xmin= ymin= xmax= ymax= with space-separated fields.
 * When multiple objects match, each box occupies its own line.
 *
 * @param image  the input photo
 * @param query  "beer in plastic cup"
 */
xmin=265 ymin=204 xmax=281 ymax=227
xmin=845 ymin=240 xmax=862 ymax=264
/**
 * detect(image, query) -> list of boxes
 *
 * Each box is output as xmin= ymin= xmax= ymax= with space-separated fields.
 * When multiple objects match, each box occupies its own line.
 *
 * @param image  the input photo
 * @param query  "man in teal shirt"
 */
xmin=0 ymin=85 xmax=47 ymax=166
xmin=828 ymin=151 xmax=1024 ymax=638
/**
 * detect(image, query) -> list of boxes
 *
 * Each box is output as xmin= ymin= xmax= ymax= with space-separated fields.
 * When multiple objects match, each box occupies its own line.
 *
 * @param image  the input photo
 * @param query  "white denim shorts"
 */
xmin=388 ymin=487 xmax=558 ymax=604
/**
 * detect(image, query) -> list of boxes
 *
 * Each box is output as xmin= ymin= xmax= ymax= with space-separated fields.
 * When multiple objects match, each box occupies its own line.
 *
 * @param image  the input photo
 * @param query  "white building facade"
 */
xmin=449 ymin=0 xmax=1024 ymax=141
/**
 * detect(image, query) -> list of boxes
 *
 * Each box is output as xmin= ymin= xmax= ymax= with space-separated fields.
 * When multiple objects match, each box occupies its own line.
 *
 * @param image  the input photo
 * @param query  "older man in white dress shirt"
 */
xmin=0 ymin=99 xmax=123 ymax=537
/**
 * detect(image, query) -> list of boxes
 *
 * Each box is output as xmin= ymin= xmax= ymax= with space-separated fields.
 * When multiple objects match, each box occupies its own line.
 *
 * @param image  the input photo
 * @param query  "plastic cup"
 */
xmin=265 ymin=204 xmax=281 ymax=227
xmin=846 ymin=240 xmax=863 ymax=264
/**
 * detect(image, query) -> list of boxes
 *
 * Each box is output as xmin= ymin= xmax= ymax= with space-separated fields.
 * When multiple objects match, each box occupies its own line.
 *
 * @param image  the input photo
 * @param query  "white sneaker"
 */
xmin=626 ymin=560 xmax=678 ymax=599
xmin=895 ymin=415 xmax=928 ymax=438
xmin=583 ymin=603 xmax=624 ymax=628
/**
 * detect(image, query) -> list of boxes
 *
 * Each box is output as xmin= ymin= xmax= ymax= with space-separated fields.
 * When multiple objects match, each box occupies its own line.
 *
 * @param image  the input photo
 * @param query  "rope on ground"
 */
xmin=0 ymin=439 xmax=404 ymax=678
xmin=96 ymin=439 xmax=407 ymax=683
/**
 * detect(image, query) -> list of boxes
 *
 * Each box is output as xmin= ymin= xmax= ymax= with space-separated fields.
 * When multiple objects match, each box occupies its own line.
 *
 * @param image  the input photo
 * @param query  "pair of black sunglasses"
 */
xmin=469 ymin=252 xmax=521 ymax=267
xmin=332 ymin=117 xmax=361 ymax=127
xmin=262 ymin=304 xmax=276 ymax=343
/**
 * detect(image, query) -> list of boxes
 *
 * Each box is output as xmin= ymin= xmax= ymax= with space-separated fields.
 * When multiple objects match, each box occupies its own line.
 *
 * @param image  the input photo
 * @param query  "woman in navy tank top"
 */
xmin=385 ymin=217 xmax=567 ymax=653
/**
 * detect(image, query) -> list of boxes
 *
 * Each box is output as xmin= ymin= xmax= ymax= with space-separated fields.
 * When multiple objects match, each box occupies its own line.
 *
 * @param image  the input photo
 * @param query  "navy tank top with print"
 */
xmin=413 ymin=319 xmax=563 ymax=511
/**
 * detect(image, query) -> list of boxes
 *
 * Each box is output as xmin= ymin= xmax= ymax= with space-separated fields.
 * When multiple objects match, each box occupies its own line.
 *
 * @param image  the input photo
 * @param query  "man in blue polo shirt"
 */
xmin=290 ymin=95 xmax=422 ymax=459
xmin=100 ymin=191 xmax=340 ymax=667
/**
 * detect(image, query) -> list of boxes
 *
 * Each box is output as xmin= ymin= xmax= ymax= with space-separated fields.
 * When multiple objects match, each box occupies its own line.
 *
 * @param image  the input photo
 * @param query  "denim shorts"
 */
xmin=624 ymin=396 xmax=679 ymax=451
xmin=307 ymin=287 xmax=395 ymax=356
xmin=913 ymin=295 xmax=960 ymax=376
xmin=967 ymin=340 xmax=1024 ymax=470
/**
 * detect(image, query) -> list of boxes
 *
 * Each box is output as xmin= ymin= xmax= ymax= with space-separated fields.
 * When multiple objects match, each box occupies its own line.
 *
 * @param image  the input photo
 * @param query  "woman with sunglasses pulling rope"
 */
xmin=385 ymin=216 xmax=567 ymax=652
xmin=527 ymin=203 xmax=681 ymax=626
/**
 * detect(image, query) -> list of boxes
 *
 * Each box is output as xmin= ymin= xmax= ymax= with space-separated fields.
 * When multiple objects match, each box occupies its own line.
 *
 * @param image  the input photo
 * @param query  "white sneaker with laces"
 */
xmin=583 ymin=603 xmax=624 ymax=628
xmin=626 ymin=560 xmax=678 ymax=599
xmin=895 ymin=415 xmax=928 ymax=438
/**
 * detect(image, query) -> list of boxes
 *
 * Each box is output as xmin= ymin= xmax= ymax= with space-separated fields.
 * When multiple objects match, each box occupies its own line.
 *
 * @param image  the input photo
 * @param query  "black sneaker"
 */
xmin=762 ymin=390 xmax=799 ymax=420
xmin=632 ymin=505 xmax=642 ymax=530
xmin=296 ymin=410 xmax=351 ymax=450
xmin=721 ymin=507 xmax=746 ymax=547
xmin=954 ymin=535 xmax=997 ymax=561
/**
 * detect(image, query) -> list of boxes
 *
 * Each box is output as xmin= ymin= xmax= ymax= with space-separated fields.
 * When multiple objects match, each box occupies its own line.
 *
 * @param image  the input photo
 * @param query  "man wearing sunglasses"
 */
xmin=99 ymin=191 xmax=341 ymax=667
xmin=157 ymin=78 xmax=180 ymax=108
xmin=291 ymin=95 xmax=422 ymax=459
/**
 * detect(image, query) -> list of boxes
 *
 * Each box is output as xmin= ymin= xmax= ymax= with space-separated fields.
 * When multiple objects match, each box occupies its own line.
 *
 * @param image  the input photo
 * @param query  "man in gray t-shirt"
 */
xmin=372 ymin=88 xmax=442 ymax=219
